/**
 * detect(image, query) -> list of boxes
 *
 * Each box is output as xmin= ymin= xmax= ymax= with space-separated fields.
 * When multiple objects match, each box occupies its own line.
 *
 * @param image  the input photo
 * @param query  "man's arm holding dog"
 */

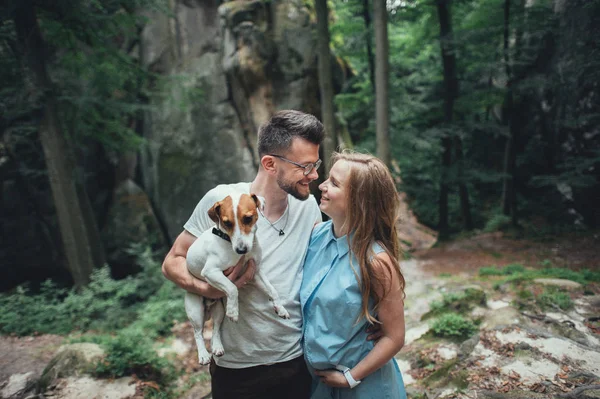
xmin=162 ymin=230 xmax=255 ymax=299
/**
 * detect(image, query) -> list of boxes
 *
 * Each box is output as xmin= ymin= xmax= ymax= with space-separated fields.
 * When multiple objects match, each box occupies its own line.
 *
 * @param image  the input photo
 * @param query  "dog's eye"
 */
xmin=223 ymin=221 xmax=233 ymax=229
xmin=242 ymin=216 xmax=253 ymax=224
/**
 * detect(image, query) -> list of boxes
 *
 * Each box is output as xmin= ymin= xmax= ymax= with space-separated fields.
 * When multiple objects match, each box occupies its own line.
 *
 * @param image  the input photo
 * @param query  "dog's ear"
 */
xmin=250 ymin=194 xmax=265 ymax=211
xmin=207 ymin=201 xmax=221 ymax=224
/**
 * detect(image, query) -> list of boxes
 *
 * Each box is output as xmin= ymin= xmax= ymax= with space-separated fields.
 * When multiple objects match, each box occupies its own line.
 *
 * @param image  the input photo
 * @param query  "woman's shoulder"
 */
xmin=372 ymin=241 xmax=386 ymax=255
xmin=309 ymin=220 xmax=332 ymax=243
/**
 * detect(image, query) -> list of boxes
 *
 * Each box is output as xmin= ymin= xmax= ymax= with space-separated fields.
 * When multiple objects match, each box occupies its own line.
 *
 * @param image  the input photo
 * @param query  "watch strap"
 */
xmin=335 ymin=365 xmax=361 ymax=388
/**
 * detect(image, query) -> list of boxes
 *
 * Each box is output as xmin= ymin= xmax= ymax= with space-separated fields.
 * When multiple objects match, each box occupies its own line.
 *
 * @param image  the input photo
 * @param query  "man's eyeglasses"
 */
xmin=269 ymin=154 xmax=322 ymax=176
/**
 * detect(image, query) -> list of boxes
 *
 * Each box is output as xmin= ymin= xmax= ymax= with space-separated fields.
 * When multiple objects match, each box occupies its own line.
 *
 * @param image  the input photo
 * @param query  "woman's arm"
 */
xmin=315 ymin=252 xmax=405 ymax=387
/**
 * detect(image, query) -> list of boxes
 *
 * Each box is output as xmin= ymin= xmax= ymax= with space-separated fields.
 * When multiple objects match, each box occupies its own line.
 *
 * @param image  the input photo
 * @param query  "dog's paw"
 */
xmin=227 ymin=314 xmax=239 ymax=322
xmin=274 ymin=304 xmax=290 ymax=319
xmin=226 ymin=309 xmax=239 ymax=322
xmin=212 ymin=345 xmax=225 ymax=357
xmin=198 ymin=350 xmax=212 ymax=365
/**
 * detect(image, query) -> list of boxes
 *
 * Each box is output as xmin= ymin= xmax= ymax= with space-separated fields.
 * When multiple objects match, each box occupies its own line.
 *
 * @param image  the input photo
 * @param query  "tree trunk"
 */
xmin=455 ymin=138 xmax=473 ymax=229
xmin=361 ymin=0 xmax=376 ymax=90
xmin=373 ymin=0 xmax=390 ymax=166
xmin=315 ymin=0 xmax=337 ymax=173
xmin=439 ymin=136 xmax=452 ymax=235
xmin=500 ymin=0 xmax=519 ymax=226
xmin=436 ymin=0 xmax=473 ymax=231
xmin=436 ymin=0 xmax=457 ymax=235
xmin=13 ymin=0 xmax=99 ymax=287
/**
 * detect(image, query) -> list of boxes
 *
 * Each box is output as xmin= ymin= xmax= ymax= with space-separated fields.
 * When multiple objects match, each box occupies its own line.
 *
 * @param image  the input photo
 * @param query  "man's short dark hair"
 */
xmin=257 ymin=110 xmax=324 ymax=156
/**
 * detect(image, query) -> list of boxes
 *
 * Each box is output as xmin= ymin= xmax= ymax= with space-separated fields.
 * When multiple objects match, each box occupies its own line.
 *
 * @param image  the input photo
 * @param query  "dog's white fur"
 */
xmin=185 ymin=192 xmax=290 ymax=365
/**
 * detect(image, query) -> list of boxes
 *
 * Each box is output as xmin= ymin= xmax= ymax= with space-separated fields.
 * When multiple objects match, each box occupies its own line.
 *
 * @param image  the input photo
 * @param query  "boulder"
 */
xmin=533 ymin=278 xmax=582 ymax=290
xmin=139 ymin=0 xmax=328 ymax=239
xmin=481 ymin=307 xmax=522 ymax=330
xmin=38 ymin=343 xmax=105 ymax=392
xmin=102 ymin=179 xmax=166 ymax=277
xmin=0 ymin=372 xmax=36 ymax=399
xmin=45 ymin=376 xmax=136 ymax=399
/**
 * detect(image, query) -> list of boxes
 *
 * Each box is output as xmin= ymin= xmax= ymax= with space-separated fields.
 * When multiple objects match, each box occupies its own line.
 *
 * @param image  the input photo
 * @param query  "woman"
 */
xmin=300 ymin=151 xmax=407 ymax=398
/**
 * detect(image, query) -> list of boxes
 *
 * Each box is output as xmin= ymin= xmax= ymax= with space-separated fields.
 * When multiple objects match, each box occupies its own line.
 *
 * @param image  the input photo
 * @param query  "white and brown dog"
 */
xmin=185 ymin=192 xmax=290 ymax=365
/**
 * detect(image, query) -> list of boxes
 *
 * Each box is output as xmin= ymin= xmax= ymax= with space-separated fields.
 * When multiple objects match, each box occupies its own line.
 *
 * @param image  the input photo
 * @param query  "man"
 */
xmin=162 ymin=110 xmax=324 ymax=398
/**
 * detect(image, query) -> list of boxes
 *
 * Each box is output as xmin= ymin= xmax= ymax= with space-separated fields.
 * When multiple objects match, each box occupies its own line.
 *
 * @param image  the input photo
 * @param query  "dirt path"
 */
xmin=413 ymin=231 xmax=600 ymax=276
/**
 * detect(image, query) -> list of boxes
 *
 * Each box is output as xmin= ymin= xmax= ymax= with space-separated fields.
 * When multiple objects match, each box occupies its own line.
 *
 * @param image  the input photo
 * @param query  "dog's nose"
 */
xmin=236 ymin=247 xmax=248 ymax=254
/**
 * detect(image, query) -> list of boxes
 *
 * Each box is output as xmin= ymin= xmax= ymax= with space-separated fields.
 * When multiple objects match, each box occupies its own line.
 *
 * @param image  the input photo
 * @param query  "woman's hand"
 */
xmin=313 ymin=370 xmax=349 ymax=388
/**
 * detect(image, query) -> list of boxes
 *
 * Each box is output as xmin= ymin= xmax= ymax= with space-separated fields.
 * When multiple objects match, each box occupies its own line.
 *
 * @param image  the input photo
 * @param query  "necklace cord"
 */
xmin=258 ymin=199 xmax=289 ymax=236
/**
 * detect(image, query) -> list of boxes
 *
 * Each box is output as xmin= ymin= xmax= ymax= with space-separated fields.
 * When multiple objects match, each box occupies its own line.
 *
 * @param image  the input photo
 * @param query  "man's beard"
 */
xmin=277 ymin=175 xmax=309 ymax=201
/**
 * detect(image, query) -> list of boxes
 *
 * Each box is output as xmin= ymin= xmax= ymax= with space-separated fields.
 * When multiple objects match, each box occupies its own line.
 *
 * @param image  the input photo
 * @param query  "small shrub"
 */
xmin=484 ymin=213 xmax=511 ymax=233
xmin=479 ymin=263 xmax=526 ymax=277
xmin=537 ymin=288 xmax=573 ymax=310
xmin=424 ymin=288 xmax=486 ymax=320
xmin=517 ymin=289 xmax=533 ymax=300
xmin=94 ymin=328 xmax=177 ymax=385
xmin=479 ymin=266 xmax=503 ymax=276
xmin=431 ymin=313 xmax=478 ymax=339
xmin=503 ymin=264 xmax=526 ymax=275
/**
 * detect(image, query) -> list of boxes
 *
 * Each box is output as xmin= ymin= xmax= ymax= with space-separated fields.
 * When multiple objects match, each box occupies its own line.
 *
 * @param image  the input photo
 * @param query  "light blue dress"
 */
xmin=300 ymin=221 xmax=407 ymax=399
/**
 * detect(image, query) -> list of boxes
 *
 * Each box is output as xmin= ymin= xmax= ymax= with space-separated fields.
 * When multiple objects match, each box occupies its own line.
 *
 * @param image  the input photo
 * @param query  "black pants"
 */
xmin=209 ymin=355 xmax=312 ymax=399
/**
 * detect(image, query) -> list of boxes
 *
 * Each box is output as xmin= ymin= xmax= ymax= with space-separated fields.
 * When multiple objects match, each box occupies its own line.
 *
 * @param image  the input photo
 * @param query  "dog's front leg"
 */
xmin=253 ymin=268 xmax=290 ymax=319
xmin=202 ymin=261 xmax=240 ymax=322
xmin=184 ymin=292 xmax=212 ymax=364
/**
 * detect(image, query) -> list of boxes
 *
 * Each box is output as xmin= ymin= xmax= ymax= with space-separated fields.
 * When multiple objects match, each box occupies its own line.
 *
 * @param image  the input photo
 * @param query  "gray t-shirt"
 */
xmin=184 ymin=182 xmax=322 ymax=368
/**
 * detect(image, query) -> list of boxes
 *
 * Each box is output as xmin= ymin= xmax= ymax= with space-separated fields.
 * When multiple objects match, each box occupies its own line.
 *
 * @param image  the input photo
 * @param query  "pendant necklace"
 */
xmin=258 ymin=199 xmax=289 ymax=236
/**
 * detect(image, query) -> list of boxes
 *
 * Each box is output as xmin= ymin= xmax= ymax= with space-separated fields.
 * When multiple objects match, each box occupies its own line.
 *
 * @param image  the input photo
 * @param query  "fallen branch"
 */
xmin=556 ymin=384 xmax=600 ymax=398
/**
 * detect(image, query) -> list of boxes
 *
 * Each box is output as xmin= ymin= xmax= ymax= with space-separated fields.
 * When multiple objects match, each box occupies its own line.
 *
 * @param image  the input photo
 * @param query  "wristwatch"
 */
xmin=335 ymin=365 xmax=362 ymax=388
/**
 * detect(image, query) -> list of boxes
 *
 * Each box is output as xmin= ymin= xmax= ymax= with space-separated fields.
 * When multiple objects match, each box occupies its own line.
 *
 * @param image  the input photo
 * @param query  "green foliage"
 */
xmin=330 ymin=0 xmax=600 ymax=231
xmin=536 ymin=288 xmax=573 ymax=311
xmin=479 ymin=263 xmax=526 ymax=277
xmin=431 ymin=313 xmax=478 ymax=339
xmin=424 ymin=288 xmax=486 ymax=321
xmin=0 ymin=246 xmax=185 ymax=336
xmin=484 ymin=213 xmax=512 ymax=233
xmin=93 ymin=327 xmax=177 ymax=386
xmin=482 ymin=263 xmax=600 ymax=291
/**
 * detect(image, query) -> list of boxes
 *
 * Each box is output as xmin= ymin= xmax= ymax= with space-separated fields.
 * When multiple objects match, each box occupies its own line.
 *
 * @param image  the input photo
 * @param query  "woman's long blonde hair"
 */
xmin=333 ymin=150 xmax=405 ymax=324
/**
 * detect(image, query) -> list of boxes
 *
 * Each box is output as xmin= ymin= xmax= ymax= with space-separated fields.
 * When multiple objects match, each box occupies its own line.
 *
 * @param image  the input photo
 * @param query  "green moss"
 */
xmin=537 ymin=288 xmax=573 ymax=310
xmin=422 ymin=288 xmax=486 ymax=320
xmin=431 ymin=313 xmax=478 ymax=340
xmin=423 ymin=358 xmax=459 ymax=387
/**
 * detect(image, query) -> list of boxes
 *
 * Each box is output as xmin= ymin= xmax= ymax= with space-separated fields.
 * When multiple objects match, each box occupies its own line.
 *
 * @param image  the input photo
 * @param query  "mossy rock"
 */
xmin=37 ymin=343 xmax=105 ymax=392
xmin=421 ymin=358 xmax=466 ymax=389
xmin=547 ymin=321 xmax=590 ymax=346
xmin=422 ymin=287 xmax=487 ymax=320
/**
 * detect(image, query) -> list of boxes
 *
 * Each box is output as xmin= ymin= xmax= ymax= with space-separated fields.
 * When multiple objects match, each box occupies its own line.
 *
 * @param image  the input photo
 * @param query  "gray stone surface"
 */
xmin=0 ymin=372 xmax=35 ymax=399
xmin=51 ymin=376 xmax=136 ymax=399
xmin=139 ymin=0 xmax=324 ymax=239
xmin=533 ymin=278 xmax=582 ymax=289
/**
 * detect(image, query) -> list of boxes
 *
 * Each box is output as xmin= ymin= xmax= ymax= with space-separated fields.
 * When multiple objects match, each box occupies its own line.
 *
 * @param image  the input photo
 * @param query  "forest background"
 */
xmin=0 ymin=0 xmax=599 ymax=398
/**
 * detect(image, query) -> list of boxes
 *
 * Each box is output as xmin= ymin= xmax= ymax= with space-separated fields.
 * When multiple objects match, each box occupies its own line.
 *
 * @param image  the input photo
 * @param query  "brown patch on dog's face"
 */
xmin=208 ymin=196 xmax=235 ymax=235
xmin=237 ymin=193 xmax=259 ymax=235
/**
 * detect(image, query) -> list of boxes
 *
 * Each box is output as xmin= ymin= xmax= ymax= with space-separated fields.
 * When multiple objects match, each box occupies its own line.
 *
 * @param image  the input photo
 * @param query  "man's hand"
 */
xmin=202 ymin=257 xmax=257 ymax=299
xmin=366 ymin=323 xmax=383 ymax=342
xmin=313 ymin=370 xmax=349 ymax=388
